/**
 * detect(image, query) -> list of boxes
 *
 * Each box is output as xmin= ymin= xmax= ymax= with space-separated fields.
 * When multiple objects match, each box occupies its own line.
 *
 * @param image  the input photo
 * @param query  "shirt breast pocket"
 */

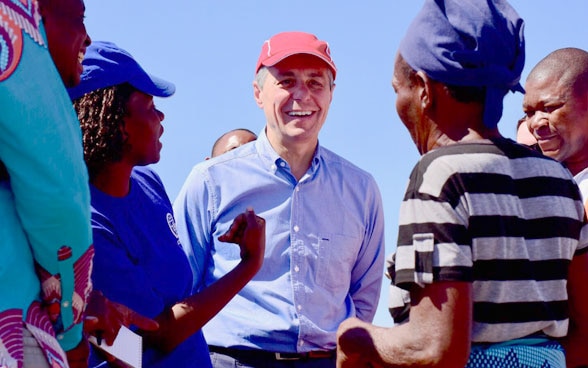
xmin=316 ymin=233 xmax=360 ymax=291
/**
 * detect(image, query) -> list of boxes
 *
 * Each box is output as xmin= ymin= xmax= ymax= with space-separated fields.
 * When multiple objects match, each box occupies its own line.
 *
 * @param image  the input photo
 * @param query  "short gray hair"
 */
xmin=255 ymin=66 xmax=334 ymax=90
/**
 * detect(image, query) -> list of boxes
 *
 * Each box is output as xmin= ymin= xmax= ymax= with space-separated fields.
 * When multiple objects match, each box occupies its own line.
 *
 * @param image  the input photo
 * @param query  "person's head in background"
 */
xmin=69 ymin=41 xmax=175 ymax=184
xmin=38 ymin=0 xmax=91 ymax=87
xmin=208 ymin=129 xmax=257 ymax=159
xmin=523 ymin=47 xmax=588 ymax=175
xmin=516 ymin=116 xmax=540 ymax=151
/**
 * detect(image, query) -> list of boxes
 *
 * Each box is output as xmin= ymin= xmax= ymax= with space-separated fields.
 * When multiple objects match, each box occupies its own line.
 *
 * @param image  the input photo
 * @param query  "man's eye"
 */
xmin=543 ymin=105 xmax=560 ymax=113
xmin=278 ymin=79 xmax=294 ymax=87
xmin=309 ymin=80 xmax=324 ymax=88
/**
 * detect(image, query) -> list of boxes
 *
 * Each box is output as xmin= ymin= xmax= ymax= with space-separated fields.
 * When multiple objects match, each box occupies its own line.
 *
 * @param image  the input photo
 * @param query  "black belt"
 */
xmin=209 ymin=345 xmax=335 ymax=361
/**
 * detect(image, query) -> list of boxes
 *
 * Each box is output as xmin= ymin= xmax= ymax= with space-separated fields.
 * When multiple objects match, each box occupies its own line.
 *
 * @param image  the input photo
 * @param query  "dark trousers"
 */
xmin=209 ymin=348 xmax=336 ymax=368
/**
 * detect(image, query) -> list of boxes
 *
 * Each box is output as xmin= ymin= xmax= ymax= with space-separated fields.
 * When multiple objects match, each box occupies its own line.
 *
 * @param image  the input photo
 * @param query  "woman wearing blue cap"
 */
xmin=336 ymin=0 xmax=588 ymax=367
xmin=69 ymin=41 xmax=266 ymax=367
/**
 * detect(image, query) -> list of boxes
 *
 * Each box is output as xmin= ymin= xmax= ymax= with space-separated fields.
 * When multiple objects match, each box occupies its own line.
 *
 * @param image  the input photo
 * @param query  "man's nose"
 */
xmin=528 ymin=111 xmax=549 ymax=131
xmin=292 ymin=84 xmax=311 ymax=100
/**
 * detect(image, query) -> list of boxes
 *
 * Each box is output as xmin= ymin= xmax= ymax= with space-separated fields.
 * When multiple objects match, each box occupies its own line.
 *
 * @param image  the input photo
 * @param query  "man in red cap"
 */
xmin=174 ymin=31 xmax=385 ymax=368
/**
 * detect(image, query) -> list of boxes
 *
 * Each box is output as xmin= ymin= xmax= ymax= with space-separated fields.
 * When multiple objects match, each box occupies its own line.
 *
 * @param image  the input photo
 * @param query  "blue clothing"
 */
xmin=89 ymin=167 xmax=211 ymax=367
xmin=466 ymin=338 xmax=565 ymax=368
xmin=0 ymin=1 xmax=93 ymax=365
xmin=399 ymin=0 xmax=525 ymax=127
xmin=174 ymin=130 xmax=385 ymax=352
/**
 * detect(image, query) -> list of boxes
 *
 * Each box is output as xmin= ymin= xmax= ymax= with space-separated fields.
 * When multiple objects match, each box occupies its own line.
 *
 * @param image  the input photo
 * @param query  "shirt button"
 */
xmin=57 ymin=334 xmax=64 ymax=340
xmin=299 ymin=340 xmax=304 ymax=347
xmin=293 ymin=225 xmax=300 ymax=232
xmin=297 ymin=305 xmax=302 ymax=311
xmin=271 ymin=164 xmax=277 ymax=170
xmin=62 ymin=301 xmax=70 ymax=308
xmin=296 ymin=187 xmax=300 ymax=192
xmin=294 ymin=265 xmax=300 ymax=272
xmin=280 ymin=162 xmax=286 ymax=167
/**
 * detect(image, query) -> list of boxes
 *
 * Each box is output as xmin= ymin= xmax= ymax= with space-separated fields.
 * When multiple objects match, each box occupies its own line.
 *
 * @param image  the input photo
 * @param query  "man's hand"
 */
xmin=84 ymin=290 xmax=159 ymax=346
xmin=336 ymin=317 xmax=373 ymax=368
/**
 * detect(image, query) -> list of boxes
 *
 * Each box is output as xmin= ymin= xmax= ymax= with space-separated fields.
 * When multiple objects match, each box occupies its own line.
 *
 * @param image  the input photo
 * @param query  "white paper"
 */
xmin=89 ymin=325 xmax=142 ymax=368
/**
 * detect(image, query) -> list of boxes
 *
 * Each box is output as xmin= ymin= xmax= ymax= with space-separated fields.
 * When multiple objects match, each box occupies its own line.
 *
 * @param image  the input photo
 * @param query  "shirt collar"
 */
xmin=255 ymin=129 xmax=322 ymax=177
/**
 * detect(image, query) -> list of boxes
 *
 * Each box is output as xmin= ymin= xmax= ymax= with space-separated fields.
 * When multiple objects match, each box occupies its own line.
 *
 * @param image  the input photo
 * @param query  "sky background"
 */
xmin=84 ymin=1 xmax=588 ymax=328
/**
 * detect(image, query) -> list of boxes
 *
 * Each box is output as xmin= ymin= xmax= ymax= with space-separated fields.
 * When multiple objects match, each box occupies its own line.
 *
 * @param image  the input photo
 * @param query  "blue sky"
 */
xmin=84 ymin=1 xmax=588 ymax=328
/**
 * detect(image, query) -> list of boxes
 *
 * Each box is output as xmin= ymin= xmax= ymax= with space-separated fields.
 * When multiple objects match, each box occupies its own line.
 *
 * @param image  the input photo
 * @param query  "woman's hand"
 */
xmin=218 ymin=207 xmax=265 ymax=270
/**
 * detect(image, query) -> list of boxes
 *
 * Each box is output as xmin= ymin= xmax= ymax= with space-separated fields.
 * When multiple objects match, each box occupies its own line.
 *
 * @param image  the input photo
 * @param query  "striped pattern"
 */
xmin=25 ymin=302 xmax=67 ymax=368
xmin=395 ymin=138 xmax=588 ymax=343
xmin=0 ymin=310 xmax=23 ymax=368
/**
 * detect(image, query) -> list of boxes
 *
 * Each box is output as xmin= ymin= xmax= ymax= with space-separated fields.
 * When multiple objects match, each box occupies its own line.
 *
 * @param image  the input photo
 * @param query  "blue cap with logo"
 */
xmin=68 ymin=41 xmax=175 ymax=100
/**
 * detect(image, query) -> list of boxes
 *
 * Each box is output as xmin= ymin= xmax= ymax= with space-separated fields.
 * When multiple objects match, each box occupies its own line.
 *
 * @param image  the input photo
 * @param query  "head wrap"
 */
xmin=399 ymin=0 xmax=525 ymax=128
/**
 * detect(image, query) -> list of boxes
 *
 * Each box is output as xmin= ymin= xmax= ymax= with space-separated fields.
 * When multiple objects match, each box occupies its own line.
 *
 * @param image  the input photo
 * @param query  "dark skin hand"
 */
xmin=141 ymin=207 xmax=266 ymax=353
xmin=84 ymin=290 xmax=159 ymax=346
xmin=65 ymin=336 xmax=90 ymax=368
xmin=65 ymin=291 xmax=159 ymax=367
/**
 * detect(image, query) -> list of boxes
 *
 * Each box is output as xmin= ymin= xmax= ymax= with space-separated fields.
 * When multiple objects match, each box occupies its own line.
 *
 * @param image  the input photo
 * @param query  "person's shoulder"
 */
xmin=319 ymin=146 xmax=375 ymax=180
xmin=417 ymin=138 xmax=574 ymax=180
xmin=132 ymin=166 xmax=167 ymax=193
xmin=418 ymin=137 xmax=539 ymax=164
xmin=195 ymin=142 xmax=259 ymax=173
xmin=133 ymin=166 xmax=162 ymax=182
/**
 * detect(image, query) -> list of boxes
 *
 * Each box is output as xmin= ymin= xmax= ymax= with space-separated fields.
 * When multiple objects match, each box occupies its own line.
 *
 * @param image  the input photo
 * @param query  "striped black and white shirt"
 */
xmin=395 ymin=138 xmax=588 ymax=343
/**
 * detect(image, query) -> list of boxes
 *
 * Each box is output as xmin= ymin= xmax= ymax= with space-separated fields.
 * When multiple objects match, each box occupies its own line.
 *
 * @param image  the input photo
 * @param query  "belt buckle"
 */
xmin=275 ymin=352 xmax=302 ymax=361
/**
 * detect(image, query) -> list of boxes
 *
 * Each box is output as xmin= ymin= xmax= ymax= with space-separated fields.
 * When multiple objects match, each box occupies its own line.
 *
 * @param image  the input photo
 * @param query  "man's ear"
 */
xmin=329 ymin=83 xmax=336 ymax=104
xmin=415 ymin=70 xmax=433 ymax=111
xmin=253 ymin=81 xmax=263 ymax=108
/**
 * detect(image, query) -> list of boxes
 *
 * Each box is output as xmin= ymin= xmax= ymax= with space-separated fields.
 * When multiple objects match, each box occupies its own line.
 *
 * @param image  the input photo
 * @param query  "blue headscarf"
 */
xmin=399 ymin=0 xmax=525 ymax=128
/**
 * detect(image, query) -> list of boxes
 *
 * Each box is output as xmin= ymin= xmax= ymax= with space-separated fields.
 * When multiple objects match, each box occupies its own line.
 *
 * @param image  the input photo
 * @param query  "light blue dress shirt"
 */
xmin=174 ymin=130 xmax=385 ymax=353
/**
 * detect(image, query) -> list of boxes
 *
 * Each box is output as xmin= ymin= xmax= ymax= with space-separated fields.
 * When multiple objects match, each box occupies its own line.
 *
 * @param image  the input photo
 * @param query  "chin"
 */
xmin=540 ymin=150 xmax=558 ymax=160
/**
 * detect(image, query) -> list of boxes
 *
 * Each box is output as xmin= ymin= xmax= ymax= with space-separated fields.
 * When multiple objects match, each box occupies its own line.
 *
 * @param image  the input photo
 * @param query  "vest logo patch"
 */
xmin=166 ymin=212 xmax=179 ymax=240
xmin=0 ymin=0 xmax=44 ymax=81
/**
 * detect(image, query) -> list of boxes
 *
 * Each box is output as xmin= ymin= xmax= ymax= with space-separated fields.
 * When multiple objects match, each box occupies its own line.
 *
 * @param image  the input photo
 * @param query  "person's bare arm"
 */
xmin=337 ymin=281 xmax=472 ymax=368
xmin=142 ymin=208 xmax=265 ymax=352
xmin=84 ymin=290 xmax=159 ymax=346
xmin=561 ymin=251 xmax=588 ymax=367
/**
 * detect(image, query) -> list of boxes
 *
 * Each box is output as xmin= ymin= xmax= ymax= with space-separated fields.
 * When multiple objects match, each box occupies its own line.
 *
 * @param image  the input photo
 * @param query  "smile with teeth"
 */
xmin=288 ymin=111 xmax=313 ymax=117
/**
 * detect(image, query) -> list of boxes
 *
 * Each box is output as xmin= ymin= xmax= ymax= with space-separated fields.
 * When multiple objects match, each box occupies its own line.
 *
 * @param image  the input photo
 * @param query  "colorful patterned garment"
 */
xmin=0 ymin=0 xmax=93 ymax=366
xmin=466 ymin=338 xmax=565 ymax=368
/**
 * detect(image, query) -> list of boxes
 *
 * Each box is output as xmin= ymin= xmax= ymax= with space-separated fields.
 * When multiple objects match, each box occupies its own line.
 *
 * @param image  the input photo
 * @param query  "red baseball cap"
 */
xmin=255 ymin=31 xmax=337 ymax=79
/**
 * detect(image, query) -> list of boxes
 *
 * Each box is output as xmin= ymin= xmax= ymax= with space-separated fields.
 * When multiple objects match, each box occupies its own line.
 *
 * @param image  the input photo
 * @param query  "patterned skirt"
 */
xmin=466 ymin=337 xmax=565 ymax=368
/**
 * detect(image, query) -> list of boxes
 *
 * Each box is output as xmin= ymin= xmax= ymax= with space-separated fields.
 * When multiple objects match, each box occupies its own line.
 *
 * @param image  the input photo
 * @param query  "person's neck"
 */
xmin=458 ymin=126 xmax=502 ymax=142
xmin=92 ymin=162 xmax=134 ymax=197
xmin=565 ymin=160 xmax=588 ymax=177
xmin=424 ymin=117 xmax=501 ymax=153
xmin=270 ymin=138 xmax=317 ymax=181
